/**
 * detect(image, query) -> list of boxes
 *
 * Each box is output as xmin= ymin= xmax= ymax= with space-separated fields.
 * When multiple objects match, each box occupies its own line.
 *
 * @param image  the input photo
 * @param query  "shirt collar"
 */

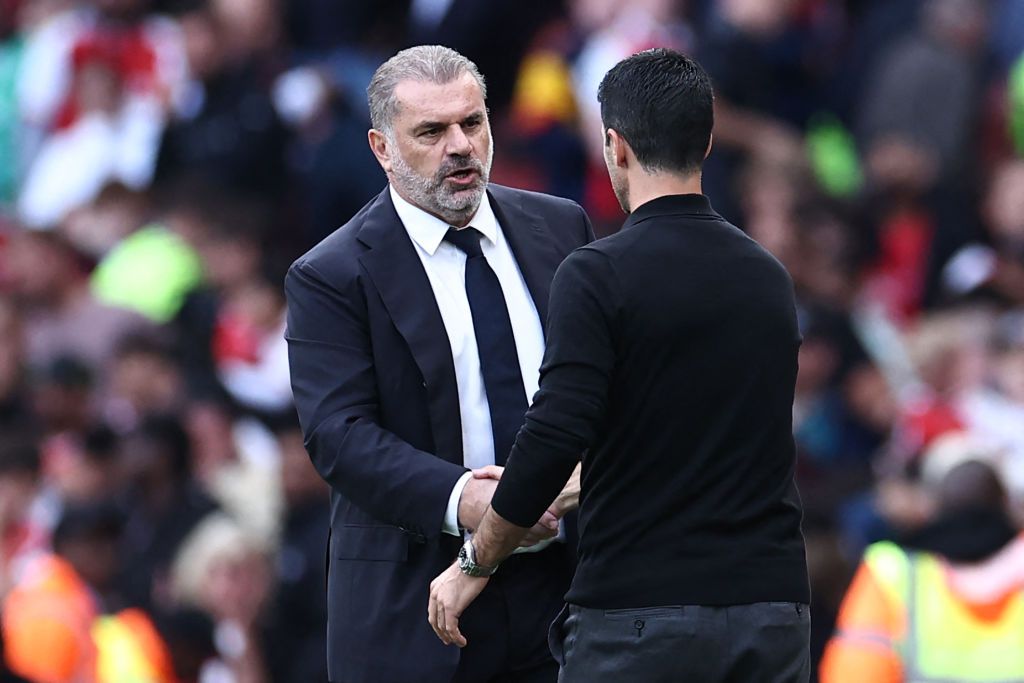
xmin=390 ymin=184 xmax=499 ymax=256
xmin=623 ymin=193 xmax=717 ymax=230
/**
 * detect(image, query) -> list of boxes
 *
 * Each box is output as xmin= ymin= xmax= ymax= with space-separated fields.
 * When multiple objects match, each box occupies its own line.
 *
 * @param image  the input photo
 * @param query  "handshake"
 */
xmin=457 ymin=463 xmax=581 ymax=548
xmin=431 ymin=463 xmax=581 ymax=648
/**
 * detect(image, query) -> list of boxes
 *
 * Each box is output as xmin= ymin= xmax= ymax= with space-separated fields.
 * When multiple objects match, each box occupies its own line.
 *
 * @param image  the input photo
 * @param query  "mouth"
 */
xmin=445 ymin=168 xmax=480 ymax=186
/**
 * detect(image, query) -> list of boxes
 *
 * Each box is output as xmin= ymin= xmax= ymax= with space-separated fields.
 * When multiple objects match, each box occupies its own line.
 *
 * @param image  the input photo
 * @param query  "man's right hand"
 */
xmin=464 ymin=466 xmax=558 ymax=547
xmin=457 ymin=475 xmax=499 ymax=531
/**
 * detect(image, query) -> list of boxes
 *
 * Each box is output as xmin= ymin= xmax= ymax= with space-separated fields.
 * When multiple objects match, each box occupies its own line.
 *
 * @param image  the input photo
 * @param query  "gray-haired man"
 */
xmin=285 ymin=45 xmax=592 ymax=683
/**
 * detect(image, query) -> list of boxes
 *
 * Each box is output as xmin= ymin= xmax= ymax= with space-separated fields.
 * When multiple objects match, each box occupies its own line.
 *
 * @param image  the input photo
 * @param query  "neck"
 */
xmin=626 ymin=170 xmax=703 ymax=213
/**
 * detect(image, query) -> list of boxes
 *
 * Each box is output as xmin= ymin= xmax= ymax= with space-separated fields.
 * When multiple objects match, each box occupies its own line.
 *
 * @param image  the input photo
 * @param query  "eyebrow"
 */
xmin=412 ymin=112 xmax=485 ymax=135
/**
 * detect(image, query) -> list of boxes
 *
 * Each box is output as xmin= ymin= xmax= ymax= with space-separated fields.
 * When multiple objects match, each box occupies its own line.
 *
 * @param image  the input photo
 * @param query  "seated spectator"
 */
xmin=17 ymin=38 xmax=165 ymax=229
xmin=184 ymin=400 xmax=281 ymax=545
xmin=105 ymin=335 xmax=185 ymax=431
xmin=3 ymin=230 xmax=155 ymax=378
xmin=942 ymin=159 xmax=1024 ymax=306
xmin=3 ymin=500 xmax=179 ymax=682
xmin=170 ymin=513 xmax=273 ymax=683
xmin=262 ymin=413 xmax=328 ymax=683
xmin=118 ymin=414 xmax=218 ymax=611
xmin=2 ymin=502 xmax=121 ymax=681
xmin=212 ymin=274 xmax=290 ymax=417
xmin=28 ymin=356 xmax=95 ymax=436
xmin=47 ymin=423 xmax=122 ymax=506
xmin=155 ymin=3 xmax=286 ymax=200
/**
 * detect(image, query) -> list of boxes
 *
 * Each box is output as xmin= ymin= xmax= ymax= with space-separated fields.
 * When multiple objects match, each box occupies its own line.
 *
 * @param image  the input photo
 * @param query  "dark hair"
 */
xmin=597 ymin=48 xmax=714 ymax=174
xmin=83 ymin=423 xmax=119 ymax=464
xmin=113 ymin=333 xmax=176 ymax=364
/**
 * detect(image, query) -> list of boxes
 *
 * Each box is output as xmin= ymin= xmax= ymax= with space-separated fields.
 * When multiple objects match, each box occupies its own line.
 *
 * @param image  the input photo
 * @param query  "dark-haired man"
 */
xmin=429 ymin=48 xmax=811 ymax=681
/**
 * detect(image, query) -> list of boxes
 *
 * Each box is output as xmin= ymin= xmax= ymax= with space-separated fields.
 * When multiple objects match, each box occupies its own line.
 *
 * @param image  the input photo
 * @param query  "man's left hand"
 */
xmin=428 ymin=563 xmax=489 ymax=647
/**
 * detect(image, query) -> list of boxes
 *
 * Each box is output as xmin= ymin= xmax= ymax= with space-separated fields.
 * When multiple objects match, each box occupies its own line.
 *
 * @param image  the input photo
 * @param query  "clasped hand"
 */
xmin=431 ymin=465 xmax=573 ymax=647
xmin=457 ymin=465 xmax=560 ymax=546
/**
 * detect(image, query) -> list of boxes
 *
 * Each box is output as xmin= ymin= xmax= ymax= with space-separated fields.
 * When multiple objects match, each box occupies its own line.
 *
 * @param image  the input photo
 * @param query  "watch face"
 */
xmin=458 ymin=542 xmax=488 ymax=577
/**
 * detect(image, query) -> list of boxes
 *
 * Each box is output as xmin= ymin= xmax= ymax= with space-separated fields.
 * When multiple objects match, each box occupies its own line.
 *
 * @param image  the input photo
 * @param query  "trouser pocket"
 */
xmin=547 ymin=603 xmax=571 ymax=667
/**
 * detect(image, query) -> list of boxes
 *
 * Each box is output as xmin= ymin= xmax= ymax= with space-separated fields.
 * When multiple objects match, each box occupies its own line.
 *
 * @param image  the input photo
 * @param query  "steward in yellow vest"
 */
xmin=821 ymin=461 xmax=1024 ymax=683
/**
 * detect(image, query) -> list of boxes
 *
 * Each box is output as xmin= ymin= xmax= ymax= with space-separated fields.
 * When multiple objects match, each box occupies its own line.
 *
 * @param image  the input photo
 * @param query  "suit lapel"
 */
xmin=356 ymin=190 xmax=463 ymax=465
xmin=488 ymin=186 xmax=563 ymax=330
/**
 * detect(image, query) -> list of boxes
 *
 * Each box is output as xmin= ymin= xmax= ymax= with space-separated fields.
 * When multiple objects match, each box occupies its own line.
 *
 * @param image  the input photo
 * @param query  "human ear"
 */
xmin=368 ymin=129 xmax=392 ymax=173
xmin=607 ymin=129 xmax=629 ymax=168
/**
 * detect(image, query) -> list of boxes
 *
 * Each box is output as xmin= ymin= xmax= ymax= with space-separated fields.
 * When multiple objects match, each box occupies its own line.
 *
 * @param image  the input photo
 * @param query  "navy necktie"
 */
xmin=444 ymin=227 xmax=528 ymax=466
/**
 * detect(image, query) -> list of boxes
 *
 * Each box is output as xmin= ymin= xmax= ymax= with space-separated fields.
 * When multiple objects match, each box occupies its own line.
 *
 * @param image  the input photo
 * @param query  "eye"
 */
xmin=420 ymin=127 xmax=442 ymax=138
xmin=463 ymin=118 xmax=481 ymax=130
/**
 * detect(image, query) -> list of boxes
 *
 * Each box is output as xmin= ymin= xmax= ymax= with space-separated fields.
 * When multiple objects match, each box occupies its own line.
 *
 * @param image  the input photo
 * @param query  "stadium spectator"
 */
xmin=821 ymin=459 xmax=1024 ymax=682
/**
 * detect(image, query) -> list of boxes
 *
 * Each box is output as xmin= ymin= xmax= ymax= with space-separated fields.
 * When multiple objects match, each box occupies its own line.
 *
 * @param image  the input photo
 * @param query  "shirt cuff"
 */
xmin=442 ymin=471 xmax=473 ymax=536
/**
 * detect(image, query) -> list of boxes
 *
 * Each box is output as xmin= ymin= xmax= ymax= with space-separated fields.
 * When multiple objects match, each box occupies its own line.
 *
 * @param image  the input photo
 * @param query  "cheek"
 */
xmin=476 ymin=130 xmax=492 ymax=156
xmin=398 ymin=143 xmax=436 ymax=175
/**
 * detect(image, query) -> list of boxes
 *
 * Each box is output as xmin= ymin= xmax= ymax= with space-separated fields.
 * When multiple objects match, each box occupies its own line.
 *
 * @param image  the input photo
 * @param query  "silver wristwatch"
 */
xmin=458 ymin=538 xmax=499 ymax=577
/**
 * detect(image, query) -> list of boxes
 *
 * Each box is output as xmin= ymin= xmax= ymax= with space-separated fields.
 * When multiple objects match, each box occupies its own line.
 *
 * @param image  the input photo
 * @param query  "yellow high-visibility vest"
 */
xmin=91 ymin=611 xmax=171 ymax=683
xmin=866 ymin=541 xmax=1024 ymax=683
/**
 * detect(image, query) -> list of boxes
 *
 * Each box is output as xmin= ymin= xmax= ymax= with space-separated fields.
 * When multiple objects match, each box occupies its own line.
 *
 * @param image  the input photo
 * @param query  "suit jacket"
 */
xmin=285 ymin=184 xmax=594 ymax=683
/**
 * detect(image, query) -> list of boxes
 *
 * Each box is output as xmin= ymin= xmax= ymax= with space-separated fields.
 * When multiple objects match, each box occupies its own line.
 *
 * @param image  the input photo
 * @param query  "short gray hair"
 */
xmin=367 ymin=45 xmax=487 ymax=134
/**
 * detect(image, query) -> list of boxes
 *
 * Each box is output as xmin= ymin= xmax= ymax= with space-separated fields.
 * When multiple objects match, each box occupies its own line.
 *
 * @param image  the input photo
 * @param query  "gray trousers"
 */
xmin=548 ymin=602 xmax=810 ymax=683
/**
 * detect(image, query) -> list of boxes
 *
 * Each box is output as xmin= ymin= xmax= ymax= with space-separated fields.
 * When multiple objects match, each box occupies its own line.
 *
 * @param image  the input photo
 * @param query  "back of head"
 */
xmin=900 ymin=458 xmax=1018 ymax=563
xmin=597 ymin=48 xmax=714 ymax=175
xmin=938 ymin=460 xmax=1007 ymax=513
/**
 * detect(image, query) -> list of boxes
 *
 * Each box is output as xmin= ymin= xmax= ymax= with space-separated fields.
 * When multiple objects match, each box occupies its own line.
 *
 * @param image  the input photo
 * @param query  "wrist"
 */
xmin=458 ymin=538 xmax=499 ymax=577
xmin=449 ymin=471 xmax=472 ymax=533
xmin=554 ymin=492 xmax=578 ymax=517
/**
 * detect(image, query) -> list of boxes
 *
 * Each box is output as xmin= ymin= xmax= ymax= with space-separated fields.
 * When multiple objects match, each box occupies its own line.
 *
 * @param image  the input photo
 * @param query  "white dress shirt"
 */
xmin=389 ymin=186 xmax=548 ymax=541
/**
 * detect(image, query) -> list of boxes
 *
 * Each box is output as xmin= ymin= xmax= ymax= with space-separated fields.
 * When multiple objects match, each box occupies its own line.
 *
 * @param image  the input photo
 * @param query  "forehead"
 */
xmin=392 ymin=73 xmax=485 ymax=127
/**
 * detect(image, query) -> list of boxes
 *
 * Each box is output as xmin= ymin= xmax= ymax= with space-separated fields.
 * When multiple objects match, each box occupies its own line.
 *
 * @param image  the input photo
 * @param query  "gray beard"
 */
xmin=389 ymin=136 xmax=494 ymax=226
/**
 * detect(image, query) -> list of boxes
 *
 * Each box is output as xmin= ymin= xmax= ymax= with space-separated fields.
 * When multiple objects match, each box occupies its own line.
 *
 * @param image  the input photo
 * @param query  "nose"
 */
xmin=444 ymin=124 xmax=472 ymax=156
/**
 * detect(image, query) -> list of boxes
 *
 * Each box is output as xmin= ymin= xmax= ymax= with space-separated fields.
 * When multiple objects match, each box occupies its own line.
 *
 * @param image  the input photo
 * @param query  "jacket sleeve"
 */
xmin=577 ymin=201 xmax=596 ymax=246
xmin=819 ymin=561 xmax=904 ymax=683
xmin=284 ymin=259 xmax=467 ymax=539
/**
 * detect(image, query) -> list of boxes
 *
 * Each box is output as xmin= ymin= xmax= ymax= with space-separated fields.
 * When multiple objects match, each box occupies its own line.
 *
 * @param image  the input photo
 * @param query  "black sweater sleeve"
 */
xmin=490 ymin=246 xmax=618 ymax=527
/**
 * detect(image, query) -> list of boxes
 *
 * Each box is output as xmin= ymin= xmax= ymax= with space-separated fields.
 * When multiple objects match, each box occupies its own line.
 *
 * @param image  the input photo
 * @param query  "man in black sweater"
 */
xmin=428 ymin=48 xmax=811 ymax=681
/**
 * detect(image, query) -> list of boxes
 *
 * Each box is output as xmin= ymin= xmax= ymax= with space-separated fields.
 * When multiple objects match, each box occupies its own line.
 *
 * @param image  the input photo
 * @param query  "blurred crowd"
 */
xmin=1 ymin=0 xmax=1024 ymax=681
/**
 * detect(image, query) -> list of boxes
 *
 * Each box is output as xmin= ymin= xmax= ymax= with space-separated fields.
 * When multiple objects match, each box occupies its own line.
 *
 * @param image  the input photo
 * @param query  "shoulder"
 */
xmin=488 ymin=184 xmax=581 ymax=211
xmin=714 ymin=215 xmax=795 ymax=287
xmin=554 ymin=242 xmax=617 ymax=289
xmin=488 ymin=183 xmax=592 ymax=247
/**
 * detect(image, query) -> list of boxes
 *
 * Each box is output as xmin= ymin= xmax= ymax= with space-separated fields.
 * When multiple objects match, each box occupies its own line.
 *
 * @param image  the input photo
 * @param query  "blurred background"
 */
xmin=0 ymin=0 xmax=1023 ymax=681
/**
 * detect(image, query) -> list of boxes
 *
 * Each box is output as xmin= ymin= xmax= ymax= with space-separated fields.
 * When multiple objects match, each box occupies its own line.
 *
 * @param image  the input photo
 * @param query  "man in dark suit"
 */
xmin=284 ymin=45 xmax=592 ymax=683
xmin=429 ymin=48 xmax=811 ymax=682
